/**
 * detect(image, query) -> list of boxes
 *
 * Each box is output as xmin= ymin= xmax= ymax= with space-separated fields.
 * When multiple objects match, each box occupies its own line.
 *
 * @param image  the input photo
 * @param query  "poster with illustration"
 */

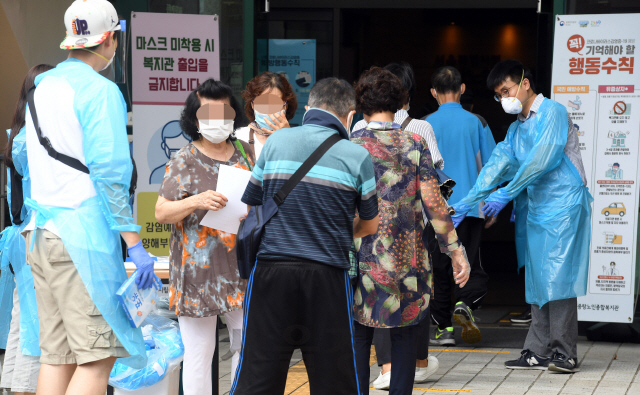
xmin=552 ymin=13 xmax=640 ymax=323
xmin=257 ymin=39 xmax=317 ymax=127
xmin=131 ymin=12 xmax=220 ymax=256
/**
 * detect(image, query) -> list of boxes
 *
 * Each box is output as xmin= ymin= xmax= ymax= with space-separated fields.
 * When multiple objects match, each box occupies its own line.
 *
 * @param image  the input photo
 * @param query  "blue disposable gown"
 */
xmin=24 ymin=61 xmax=146 ymax=368
xmin=0 ymin=128 xmax=40 ymax=355
xmin=513 ymin=190 xmax=528 ymax=273
xmin=454 ymin=98 xmax=592 ymax=307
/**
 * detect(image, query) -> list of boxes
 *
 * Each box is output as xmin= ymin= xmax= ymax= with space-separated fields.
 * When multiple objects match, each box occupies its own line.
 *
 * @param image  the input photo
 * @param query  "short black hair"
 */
xmin=384 ymin=62 xmax=416 ymax=104
xmin=180 ymin=78 xmax=243 ymax=142
xmin=308 ymin=78 xmax=356 ymax=118
xmin=487 ymin=59 xmax=536 ymax=92
xmin=355 ymin=66 xmax=408 ymax=116
xmin=431 ymin=66 xmax=462 ymax=94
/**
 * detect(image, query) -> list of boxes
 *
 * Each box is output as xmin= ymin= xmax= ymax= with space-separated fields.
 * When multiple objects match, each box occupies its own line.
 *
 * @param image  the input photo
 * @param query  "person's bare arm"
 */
xmin=155 ymin=192 xmax=228 ymax=225
xmin=353 ymin=215 xmax=379 ymax=238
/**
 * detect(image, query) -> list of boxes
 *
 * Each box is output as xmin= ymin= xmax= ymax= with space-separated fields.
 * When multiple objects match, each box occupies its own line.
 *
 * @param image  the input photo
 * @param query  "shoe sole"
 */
xmin=510 ymin=319 xmax=532 ymax=324
xmin=453 ymin=310 xmax=481 ymax=344
xmin=430 ymin=338 xmax=455 ymax=346
xmin=505 ymin=365 xmax=548 ymax=370
xmin=548 ymin=363 xmax=579 ymax=373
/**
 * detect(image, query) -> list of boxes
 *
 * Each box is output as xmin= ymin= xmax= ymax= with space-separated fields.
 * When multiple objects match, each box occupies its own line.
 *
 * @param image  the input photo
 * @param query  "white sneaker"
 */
xmin=372 ymin=370 xmax=391 ymax=390
xmin=414 ymin=356 xmax=439 ymax=383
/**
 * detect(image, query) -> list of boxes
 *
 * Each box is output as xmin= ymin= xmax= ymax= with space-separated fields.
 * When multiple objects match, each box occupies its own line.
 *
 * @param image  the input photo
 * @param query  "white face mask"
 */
xmin=500 ymin=70 xmax=528 ymax=114
xmin=501 ymin=95 xmax=523 ymax=114
xmin=198 ymin=120 xmax=234 ymax=143
xmin=100 ymin=50 xmax=116 ymax=71
xmin=83 ymin=47 xmax=115 ymax=71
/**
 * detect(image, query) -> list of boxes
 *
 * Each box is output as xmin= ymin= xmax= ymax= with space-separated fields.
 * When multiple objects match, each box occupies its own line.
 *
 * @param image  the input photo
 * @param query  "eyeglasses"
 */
xmin=494 ymin=83 xmax=519 ymax=102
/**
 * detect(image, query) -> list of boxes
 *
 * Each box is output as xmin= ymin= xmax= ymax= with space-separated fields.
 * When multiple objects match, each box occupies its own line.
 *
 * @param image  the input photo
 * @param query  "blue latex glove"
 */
xmin=451 ymin=212 xmax=466 ymax=228
xmin=450 ymin=203 xmax=471 ymax=229
xmin=128 ymin=241 xmax=155 ymax=289
xmin=482 ymin=201 xmax=508 ymax=217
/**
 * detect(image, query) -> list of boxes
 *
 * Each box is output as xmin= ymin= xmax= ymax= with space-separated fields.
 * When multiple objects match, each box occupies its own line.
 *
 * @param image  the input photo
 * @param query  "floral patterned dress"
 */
xmin=351 ymin=122 xmax=460 ymax=328
xmin=159 ymin=140 xmax=255 ymax=317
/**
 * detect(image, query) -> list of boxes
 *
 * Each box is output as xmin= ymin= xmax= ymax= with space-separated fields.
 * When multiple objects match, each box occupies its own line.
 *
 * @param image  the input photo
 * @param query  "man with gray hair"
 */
xmin=233 ymin=78 xmax=379 ymax=394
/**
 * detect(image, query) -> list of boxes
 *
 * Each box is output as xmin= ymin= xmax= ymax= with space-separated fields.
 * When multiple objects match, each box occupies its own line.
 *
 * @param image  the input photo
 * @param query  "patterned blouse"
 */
xmin=351 ymin=122 xmax=460 ymax=328
xmin=159 ymin=140 xmax=255 ymax=317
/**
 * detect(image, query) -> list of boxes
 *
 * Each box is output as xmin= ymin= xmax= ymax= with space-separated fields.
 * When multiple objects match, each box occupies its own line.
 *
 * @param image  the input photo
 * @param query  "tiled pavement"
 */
xmin=215 ymin=330 xmax=640 ymax=395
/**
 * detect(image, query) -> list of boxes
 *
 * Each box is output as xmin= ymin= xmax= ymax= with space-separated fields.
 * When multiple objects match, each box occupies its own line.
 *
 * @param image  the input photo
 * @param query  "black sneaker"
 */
xmin=510 ymin=307 xmax=532 ymax=324
xmin=430 ymin=326 xmax=456 ymax=346
xmin=453 ymin=301 xmax=481 ymax=343
xmin=505 ymin=349 xmax=549 ymax=370
xmin=548 ymin=352 xmax=579 ymax=373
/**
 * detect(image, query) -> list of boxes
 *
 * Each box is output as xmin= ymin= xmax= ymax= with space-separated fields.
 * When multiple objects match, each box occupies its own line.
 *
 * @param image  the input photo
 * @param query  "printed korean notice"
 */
xmin=552 ymin=13 xmax=640 ymax=323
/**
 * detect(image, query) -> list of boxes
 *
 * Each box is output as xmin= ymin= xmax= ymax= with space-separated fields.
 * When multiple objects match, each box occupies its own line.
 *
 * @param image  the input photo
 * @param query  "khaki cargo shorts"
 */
xmin=25 ymin=229 xmax=129 ymax=365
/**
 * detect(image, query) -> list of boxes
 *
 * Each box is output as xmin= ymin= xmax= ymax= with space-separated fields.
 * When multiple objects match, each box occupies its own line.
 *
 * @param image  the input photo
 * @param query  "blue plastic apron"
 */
xmin=25 ymin=197 xmax=146 ymax=368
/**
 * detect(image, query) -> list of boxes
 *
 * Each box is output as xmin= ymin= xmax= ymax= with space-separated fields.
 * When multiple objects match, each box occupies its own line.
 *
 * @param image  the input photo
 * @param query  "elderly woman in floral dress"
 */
xmin=350 ymin=67 xmax=470 ymax=395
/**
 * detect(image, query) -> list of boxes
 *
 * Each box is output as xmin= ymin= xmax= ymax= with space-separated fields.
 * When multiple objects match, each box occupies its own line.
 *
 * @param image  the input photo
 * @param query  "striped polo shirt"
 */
xmin=241 ymin=108 xmax=378 ymax=268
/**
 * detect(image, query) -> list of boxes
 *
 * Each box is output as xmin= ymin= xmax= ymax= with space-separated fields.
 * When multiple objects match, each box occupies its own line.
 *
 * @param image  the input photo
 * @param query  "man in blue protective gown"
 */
xmin=452 ymin=60 xmax=592 ymax=374
xmin=22 ymin=1 xmax=156 ymax=394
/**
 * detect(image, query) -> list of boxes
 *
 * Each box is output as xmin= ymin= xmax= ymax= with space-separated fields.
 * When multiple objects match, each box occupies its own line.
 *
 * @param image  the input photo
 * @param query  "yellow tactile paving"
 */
xmin=284 ymin=360 xmax=310 ymax=394
xmin=286 ymin=346 xmax=377 ymax=394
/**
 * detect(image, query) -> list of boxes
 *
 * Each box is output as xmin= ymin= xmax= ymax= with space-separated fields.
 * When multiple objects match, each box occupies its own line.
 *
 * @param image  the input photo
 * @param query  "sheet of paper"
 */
xmin=199 ymin=164 xmax=252 ymax=234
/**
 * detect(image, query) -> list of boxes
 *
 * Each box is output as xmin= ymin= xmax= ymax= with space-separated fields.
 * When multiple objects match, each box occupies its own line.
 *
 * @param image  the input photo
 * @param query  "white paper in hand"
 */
xmin=199 ymin=164 xmax=252 ymax=234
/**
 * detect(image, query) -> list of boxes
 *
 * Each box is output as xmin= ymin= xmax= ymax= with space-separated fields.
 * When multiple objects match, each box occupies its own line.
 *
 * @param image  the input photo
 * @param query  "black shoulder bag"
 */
xmin=236 ymin=133 xmax=341 ymax=279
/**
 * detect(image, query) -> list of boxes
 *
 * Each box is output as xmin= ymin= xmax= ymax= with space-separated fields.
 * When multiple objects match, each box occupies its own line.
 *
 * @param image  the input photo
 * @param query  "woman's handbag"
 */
xmin=236 ymin=134 xmax=342 ymax=279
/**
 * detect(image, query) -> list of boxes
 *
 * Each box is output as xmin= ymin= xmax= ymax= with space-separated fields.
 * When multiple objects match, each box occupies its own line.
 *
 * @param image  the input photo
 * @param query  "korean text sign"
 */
xmin=258 ymin=39 xmax=316 ymax=126
xmin=131 ymin=12 xmax=220 ymax=105
xmin=132 ymin=12 xmax=220 ymax=256
xmin=551 ymin=14 xmax=640 ymax=323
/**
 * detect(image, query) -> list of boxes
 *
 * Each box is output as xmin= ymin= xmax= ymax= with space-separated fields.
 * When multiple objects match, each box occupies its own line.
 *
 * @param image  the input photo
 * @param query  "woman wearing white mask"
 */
xmin=235 ymin=71 xmax=298 ymax=158
xmin=154 ymin=79 xmax=254 ymax=395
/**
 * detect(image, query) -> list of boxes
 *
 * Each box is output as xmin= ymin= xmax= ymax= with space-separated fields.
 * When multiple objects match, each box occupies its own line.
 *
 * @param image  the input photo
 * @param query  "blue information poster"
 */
xmin=258 ymin=39 xmax=316 ymax=126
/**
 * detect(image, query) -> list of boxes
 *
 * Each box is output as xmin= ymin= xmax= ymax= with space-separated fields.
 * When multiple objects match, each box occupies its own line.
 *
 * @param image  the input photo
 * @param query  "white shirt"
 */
xmin=26 ymin=76 xmax=97 ymax=233
xmin=234 ymin=125 xmax=265 ymax=159
xmin=352 ymin=109 xmax=445 ymax=170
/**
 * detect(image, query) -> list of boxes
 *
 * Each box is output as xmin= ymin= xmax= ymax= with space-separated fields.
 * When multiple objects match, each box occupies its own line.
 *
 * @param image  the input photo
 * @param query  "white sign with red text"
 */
xmin=552 ymin=14 xmax=640 ymax=323
xmin=131 ymin=12 xmax=220 ymax=256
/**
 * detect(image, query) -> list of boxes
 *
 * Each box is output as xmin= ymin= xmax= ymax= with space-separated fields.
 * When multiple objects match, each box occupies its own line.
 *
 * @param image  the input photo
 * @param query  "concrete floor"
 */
xmin=215 ymin=329 xmax=640 ymax=395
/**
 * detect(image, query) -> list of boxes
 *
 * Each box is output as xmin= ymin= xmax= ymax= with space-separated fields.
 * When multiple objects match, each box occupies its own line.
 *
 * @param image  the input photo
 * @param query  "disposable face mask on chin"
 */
xmin=198 ymin=120 xmax=234 ymax=143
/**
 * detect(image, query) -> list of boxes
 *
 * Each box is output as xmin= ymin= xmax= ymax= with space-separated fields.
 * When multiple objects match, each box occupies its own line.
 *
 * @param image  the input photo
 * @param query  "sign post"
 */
xmin=551 ymin=14 xmax=640 ymax=323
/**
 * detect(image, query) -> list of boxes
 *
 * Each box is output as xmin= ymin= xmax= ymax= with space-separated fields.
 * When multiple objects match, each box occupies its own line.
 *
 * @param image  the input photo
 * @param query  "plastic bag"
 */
xmin=154 ymin=296 xmax=178 ymax=320
xmin=109 ymin=314 xmax=184 ymax=391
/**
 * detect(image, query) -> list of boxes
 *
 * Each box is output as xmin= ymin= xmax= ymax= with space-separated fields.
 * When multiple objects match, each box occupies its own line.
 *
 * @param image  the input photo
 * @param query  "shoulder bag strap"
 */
xmin=400 ymin=116 xmax=412 ymax=131
xmin=273 ymin=133 xmax=342 ymax=206
xmin=26 ymin=86 xmax=90 ymax=174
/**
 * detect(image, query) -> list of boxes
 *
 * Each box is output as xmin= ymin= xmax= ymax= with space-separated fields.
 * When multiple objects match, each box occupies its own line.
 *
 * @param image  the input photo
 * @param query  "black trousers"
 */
xmin=231 ymin=261 xmax=359 ymax=395
xmin=426 ymin=217 xmax=489 ymax=329
xmin=354 ymin=322 xmax=418 ymax=395
xmin=373 ymin=307 xmax=430 ymax=366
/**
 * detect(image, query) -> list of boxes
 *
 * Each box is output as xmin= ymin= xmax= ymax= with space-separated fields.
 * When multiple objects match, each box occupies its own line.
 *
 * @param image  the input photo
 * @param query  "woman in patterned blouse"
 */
xmin=350 ymin=67 xmax=470 ymax=395
xmin=155 ymin=79 xmax=255 ymax=395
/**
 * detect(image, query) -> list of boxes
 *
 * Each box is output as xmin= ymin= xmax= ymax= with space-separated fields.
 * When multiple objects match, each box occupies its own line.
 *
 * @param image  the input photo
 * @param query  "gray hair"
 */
xmin=308 ymin=78 xmax=356 ymax=118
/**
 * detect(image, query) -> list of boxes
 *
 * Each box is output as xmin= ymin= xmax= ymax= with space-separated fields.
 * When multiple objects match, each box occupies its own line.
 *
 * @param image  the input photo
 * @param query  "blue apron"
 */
xmin=26 ymin=197 xmax=146 ymax=368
